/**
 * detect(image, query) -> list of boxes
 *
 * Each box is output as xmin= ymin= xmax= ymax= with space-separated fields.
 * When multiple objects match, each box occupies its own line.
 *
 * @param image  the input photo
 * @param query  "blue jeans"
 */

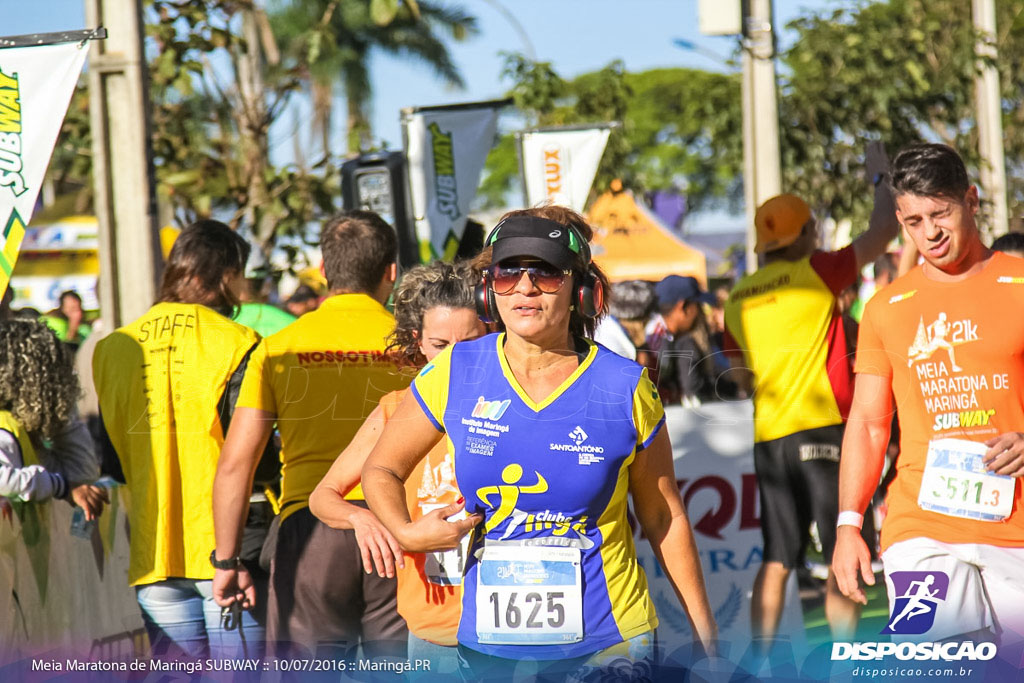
xmin=408 ymin=632 xmax=460 ymax=676
xmin=136 ymin=578 xmax=265 ymax=660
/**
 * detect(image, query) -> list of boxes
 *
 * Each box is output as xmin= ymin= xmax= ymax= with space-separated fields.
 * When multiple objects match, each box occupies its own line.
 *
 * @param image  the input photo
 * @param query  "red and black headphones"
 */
xmin=475 ymin=217 xmax=604 ymax=324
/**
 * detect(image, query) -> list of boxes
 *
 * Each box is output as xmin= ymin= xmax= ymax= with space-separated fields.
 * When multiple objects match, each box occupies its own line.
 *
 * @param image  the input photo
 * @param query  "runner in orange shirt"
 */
xmin=309 ymin=261 xmax=486 ymax=673
xmin=834 ymin=143 xmax=1024 ymax=644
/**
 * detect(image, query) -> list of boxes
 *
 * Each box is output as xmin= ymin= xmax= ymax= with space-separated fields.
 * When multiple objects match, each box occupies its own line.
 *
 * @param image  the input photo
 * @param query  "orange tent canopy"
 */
xmin=588 ymin=189 xmax=707 ymax=285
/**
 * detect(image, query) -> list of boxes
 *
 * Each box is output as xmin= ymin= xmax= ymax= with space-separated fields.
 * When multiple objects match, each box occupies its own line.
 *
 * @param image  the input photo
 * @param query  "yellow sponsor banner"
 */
xmin=0 ymin=210 xmax=25 ymax=282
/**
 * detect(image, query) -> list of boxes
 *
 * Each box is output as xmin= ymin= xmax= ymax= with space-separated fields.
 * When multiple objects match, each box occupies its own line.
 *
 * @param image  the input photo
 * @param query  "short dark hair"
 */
xmin=320 ymin=211 xmax=397 ymax=293
xmin=609 ymin=280 xmax=654 ymax=321
xmin=158 ymin=219 xmax=250 ymax=317
xmin=991 ymin=231 xmax=1024 ymax=254
xmin=891 ymin=143 xmax=970 ymax=201
xmin=59 ymin=290 xmax=82 ymax=305
xmin=287 ymin=284 xmax=318 ymax=304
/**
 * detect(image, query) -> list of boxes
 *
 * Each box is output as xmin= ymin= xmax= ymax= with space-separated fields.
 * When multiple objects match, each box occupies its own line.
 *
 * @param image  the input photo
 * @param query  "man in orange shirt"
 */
xmin=834 ymin=143 xmax=1024 ymax=644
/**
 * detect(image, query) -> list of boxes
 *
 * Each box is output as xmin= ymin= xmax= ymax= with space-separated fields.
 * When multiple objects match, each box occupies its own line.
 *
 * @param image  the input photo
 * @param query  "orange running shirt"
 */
xmin=382 ymin=389 xmax=462 ymax=646
xmin=724 ymin=247 xmax=857 ymax=443
xmin=856 ymin=251 xmax=1024 ymax=551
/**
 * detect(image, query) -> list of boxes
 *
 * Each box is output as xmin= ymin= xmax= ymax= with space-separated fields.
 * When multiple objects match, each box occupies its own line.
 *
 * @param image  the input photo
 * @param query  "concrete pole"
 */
xmin=741 ymin=48 xmax=758 ymax=273
xmin=972 ymin=0 xmax=1009 ymax=238
xmin=86 ymin=0 xmax=160 ymax=330
xmin=741 ymin=0 xmax=782 ymax=273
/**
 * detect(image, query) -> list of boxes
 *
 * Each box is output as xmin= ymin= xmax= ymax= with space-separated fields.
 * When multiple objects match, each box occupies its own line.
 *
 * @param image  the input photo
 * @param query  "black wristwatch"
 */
xmin=210 ymin=550 xmax=241 ymax=570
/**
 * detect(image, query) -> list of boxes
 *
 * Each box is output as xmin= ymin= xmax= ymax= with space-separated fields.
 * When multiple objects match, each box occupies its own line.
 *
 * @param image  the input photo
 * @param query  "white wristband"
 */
xmin=836 ymin=511 xmax=864 ymax=529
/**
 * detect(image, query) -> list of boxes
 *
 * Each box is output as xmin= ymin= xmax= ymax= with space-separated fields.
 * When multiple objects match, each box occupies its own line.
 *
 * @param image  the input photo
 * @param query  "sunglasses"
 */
xmin=490 ymin=263 xmax=571 ymax=295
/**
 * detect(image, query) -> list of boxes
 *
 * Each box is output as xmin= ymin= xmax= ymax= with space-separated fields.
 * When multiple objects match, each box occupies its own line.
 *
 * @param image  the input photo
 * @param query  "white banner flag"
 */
xmin=403 ymin=101 xmax=503 ymax=261
xmin=0 ymin=41 xmax=87 ymax=296
xmin=520 ymin=126 xmax=612 ymax=212
xmin=0 ymin=42 xmax=88 ymax=296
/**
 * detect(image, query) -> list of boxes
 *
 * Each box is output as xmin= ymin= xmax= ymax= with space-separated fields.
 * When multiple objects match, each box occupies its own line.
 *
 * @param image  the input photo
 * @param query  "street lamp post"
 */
xmin=972 ymin=0 xmax=1009 ymax=238
xmin=742 ymin=0 xmax=782 ymax=273
xmin=686 ymin=0 xmax=782 ymax=274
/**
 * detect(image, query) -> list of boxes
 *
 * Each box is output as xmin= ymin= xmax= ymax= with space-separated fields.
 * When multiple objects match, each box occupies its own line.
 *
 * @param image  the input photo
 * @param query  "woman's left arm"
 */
xmin=629 ymin=427 xmax=717 ymax=655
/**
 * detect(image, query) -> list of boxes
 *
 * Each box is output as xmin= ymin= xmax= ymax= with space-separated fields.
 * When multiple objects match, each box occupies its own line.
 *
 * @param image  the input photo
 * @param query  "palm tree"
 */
xmin=269 ymin=0 xmax=478 ymax=156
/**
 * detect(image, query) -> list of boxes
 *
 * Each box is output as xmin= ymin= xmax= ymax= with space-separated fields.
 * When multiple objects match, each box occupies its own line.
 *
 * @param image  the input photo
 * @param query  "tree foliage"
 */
xmin=485 ymin=0 xmax=1024 ymax=235
xmin=50 ymin=0 xmax=1024 ymax=252
xmin=479 ymin=55 xmax=743 ymax=213
xmin=780 ymin=0 xmax=983 ymax=230
xmin=772 ymin=0 xmax=1024 ymax=232
xmin=48 ymin=0 xmax=477 ymax=262
xmin=145 ymin=0 xmax=339 ymax=254
xmin=268 ymin=0 xmax=477 ymax=153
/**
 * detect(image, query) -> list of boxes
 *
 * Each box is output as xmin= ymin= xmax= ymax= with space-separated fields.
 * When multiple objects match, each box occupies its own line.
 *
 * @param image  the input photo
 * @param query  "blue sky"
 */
xmin=7 ymin=0 xmax=833 ymax=144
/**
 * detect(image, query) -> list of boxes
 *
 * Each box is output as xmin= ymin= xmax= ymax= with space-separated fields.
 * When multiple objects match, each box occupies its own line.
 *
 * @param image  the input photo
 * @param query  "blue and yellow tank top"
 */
xmin=412 ymin=333 xmax=665 ymax=659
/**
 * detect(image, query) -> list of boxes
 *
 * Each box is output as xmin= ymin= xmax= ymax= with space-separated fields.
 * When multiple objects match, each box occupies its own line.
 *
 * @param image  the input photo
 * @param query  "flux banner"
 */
xmin=519 ymin=125 xmax=612 ymax=212
xmin=0 ymin=41 xmax=88 ymax=298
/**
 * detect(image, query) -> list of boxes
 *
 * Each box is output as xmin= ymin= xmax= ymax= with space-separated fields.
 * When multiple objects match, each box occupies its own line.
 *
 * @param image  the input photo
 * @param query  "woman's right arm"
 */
xmin=361 ymin=392 xmax=481 ymax=552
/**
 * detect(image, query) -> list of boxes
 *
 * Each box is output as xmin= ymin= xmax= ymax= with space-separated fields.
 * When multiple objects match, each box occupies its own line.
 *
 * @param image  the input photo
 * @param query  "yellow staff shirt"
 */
xmin=94 ymin=302 xmax=259 ymax=586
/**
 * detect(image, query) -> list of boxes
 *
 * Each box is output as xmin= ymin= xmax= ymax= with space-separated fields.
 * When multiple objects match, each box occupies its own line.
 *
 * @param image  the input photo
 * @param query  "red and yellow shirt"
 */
xmin=724 ymin=247 xmax=857 ymax=443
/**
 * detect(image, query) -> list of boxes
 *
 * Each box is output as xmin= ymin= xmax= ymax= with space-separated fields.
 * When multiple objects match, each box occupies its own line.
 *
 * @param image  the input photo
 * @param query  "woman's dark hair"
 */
xmin=471 ymin=205 xmax=611 ymax=339
xmin=51 ymin=290 xmax=84 ymax=321
xmin=0 ymin=320 xmax=79 ymax=442
xmin=891 ymin=143 xmax=970 ymax=201
xmin=386 ymin=260 xmax=479 ymax=364
xmin=157 ymin=219 xmax=250 ymax=317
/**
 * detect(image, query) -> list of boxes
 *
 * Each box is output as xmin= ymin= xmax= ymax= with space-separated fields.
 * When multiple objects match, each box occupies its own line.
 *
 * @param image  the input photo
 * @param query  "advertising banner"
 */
xmin=403 ymin=100 xmax=505 ymax=261
xmin=640 ymin=401 xmax=805 ymax=658
xmin=0 ymin=41 xmax=88 ymax=298
xmin=519 ymin=124 xmax=612 ymax=212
